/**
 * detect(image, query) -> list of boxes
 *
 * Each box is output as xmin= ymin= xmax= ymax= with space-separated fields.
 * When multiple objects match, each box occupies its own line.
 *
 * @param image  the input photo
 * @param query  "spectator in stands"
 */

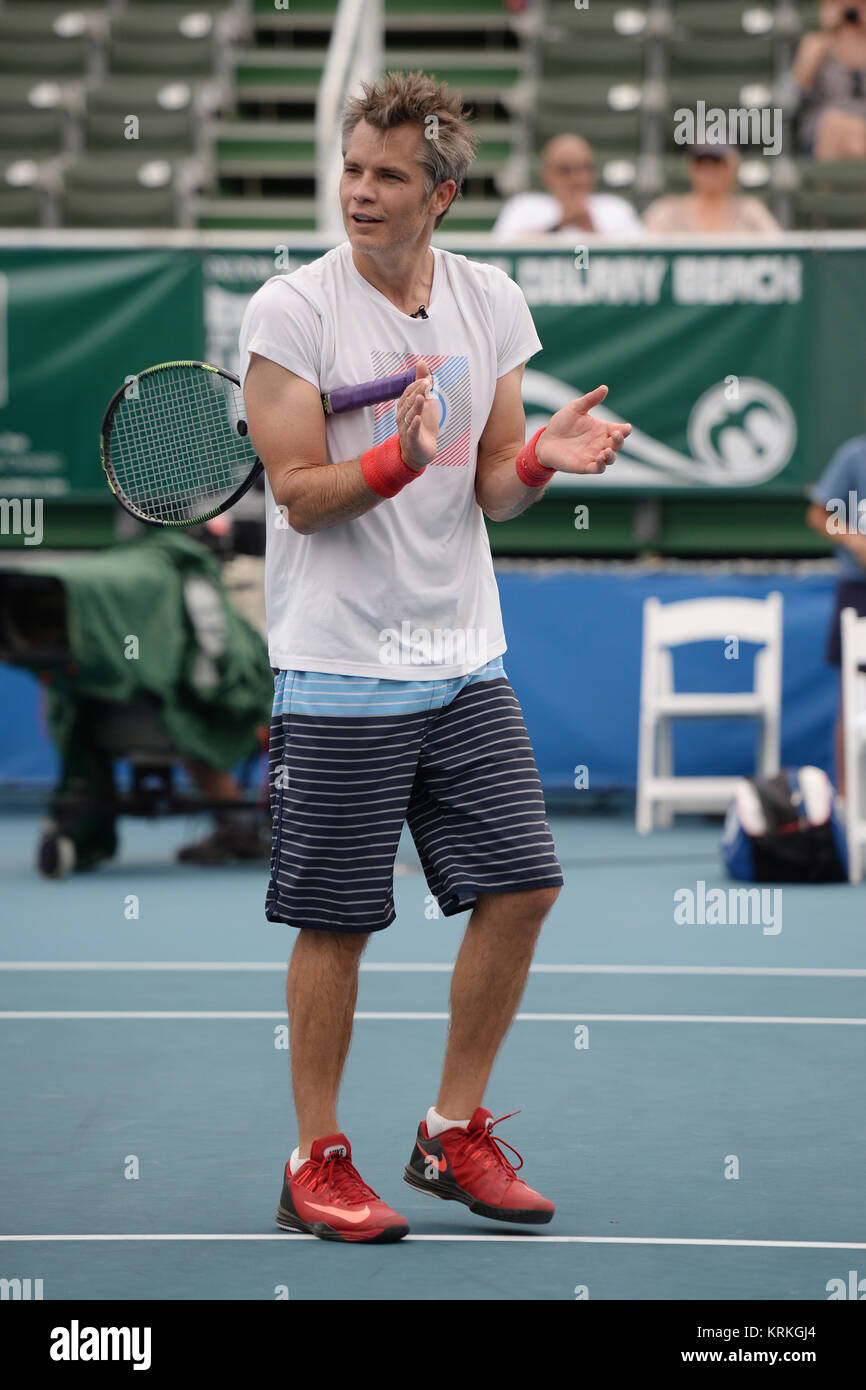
xmin=806 ymin=432 xmax=866 ymax=797
xmin=793 ymin=0 xmax=866 ymax=158
xmin=642 ymin=145 xmax=781 ymax=235
xmin=492 ymin=134 xmax=644 ymax=240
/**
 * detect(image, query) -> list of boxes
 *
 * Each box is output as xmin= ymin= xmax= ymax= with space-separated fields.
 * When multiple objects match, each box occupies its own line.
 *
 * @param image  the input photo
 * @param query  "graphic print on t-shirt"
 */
xmin=370 ymin=351 xmax=471 ymax=468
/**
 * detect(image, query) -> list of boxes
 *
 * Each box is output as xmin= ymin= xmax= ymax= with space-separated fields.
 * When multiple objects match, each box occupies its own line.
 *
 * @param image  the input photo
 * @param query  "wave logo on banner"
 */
xmin=522 ymin=369 xmax=796 ymax=488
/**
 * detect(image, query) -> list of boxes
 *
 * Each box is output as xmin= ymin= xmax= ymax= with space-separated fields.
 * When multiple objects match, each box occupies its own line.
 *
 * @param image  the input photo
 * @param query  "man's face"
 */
xmin=340 ymin=120 xmax=453 ymax=251
xmin=542 ymin=138 xmax=596 ymax=206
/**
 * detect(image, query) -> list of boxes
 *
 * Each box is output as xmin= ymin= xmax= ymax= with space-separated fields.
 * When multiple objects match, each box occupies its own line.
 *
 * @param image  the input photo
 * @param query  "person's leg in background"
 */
xmin=178 ymin=755 xmax=271 ymax=863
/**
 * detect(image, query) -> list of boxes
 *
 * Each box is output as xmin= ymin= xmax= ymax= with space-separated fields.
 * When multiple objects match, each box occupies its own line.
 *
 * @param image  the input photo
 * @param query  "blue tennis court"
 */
xmin=2 ymin=808 xmax=863 ymax=1302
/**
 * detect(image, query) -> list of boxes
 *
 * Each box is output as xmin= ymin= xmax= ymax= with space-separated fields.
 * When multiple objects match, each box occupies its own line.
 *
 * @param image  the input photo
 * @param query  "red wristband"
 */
xmin=516 ymin=427 xmax=554 ymax=487
xmin=360 ymin=433 xmax=423 ymax=499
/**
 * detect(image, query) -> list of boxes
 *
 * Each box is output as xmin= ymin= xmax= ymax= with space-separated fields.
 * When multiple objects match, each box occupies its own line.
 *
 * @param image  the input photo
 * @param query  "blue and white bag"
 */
xmin=722 ymin=766 xmax=848 ymax=883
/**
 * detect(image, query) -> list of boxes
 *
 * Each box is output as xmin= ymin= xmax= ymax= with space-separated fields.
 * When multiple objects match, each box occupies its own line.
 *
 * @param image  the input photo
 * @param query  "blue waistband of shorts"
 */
xmin=272 ymin=657 xmax=505 ymax=717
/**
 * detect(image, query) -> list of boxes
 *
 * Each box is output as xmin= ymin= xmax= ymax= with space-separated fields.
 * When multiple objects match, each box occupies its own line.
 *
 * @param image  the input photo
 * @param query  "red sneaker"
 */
xmin=403 ymin=1108 xmax=555 ymax=1224
xmin=277 ymin=1133 xmax=409 ymax=1243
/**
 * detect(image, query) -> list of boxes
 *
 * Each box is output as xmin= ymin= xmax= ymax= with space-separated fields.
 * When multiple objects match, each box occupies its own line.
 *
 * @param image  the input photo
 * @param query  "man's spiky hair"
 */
xmin=342 ymin=70 xmax=478 ymax=228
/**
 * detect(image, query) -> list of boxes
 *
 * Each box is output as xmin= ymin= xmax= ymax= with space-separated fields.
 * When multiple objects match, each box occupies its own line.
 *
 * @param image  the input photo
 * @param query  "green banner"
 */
xmin=0 ymin=247 xmax=202 ymax=499
xmin=1 ymin=239 xmax=864 ymax=501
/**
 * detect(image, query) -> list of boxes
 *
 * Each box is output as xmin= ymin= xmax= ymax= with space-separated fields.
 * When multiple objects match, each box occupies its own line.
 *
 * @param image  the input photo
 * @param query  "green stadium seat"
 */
xmin=386 ymin=0 xmax=506 ymax=12
xmin=795 ymin=157 xmax=866 ymax=190
xmin=194 ymin=195 xmax=318 ymax=231
xmin=0 ymin=8 xmax=92 ymax=77
xmin=124 ymin=0 xmax=233 ymax=6
xmin=670 ymin=2 xmax=778 ymax=35
xmin=0 ymin=160 xmax=44 ymax=225
xmin=193 ymin=192 xmax=498 ymax=233
xmin=212 ymin=118 xmax=517 ymax=182
xmin=792 ymin=158 xmax=866 ymax=226
xmin=108 ymin=7 xmax=219 ymax=77
xmin=669 ymin=35 xmax=774 ymax=76
xmin=232 ymin=51 xmax=325 ymax=104
xmin=535 ymin=76 xmax=643 ymax=155
xmin=669 ymin=2 xmax=776 ymax=75
xmin=84 ymin=79 xmax=197 ymax=155
xmin=0 ymin=79 xmax=68 ymax=158
xmin=794 ymin=188 xmax=866 ymax=228
xmin=544 ymin=0 xmax=648 ymax=27
xmin=380 ymin=51 xmax=525 ymax=99
xmin=61 ymin=155 xmax=180 ymax=226
xmin=541 ymin=0 xmax=648 ymax=76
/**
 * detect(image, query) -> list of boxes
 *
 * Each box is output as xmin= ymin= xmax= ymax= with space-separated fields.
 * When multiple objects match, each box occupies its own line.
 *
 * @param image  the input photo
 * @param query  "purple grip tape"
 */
xmin=324 ymin=369 xmax=417 ymax=415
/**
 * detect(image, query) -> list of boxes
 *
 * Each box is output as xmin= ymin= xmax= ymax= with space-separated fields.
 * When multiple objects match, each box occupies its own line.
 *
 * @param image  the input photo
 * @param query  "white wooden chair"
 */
xmin=636 ymin=592 xmax=783 ymax=834
xmin=840 ymin=606 xmax=866 ymax=883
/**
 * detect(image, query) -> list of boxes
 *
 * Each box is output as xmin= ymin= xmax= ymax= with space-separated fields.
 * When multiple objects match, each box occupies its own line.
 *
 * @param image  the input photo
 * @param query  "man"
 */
xmin=492 ymin=132 xmax=644 ymax=240
xmin=240 ymin=71 xmax=631 ymax=1244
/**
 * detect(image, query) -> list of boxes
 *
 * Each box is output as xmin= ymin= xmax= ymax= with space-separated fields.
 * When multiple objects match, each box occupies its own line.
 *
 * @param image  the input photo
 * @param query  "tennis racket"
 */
xmin=100 ymin=359 xmax=418 ymax=528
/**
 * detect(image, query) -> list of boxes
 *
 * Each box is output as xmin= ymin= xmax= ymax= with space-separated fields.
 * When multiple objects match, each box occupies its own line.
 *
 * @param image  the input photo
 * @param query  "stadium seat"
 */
xmin=83 ymin=79 xmax=198 ymax=156
xmin=60 ymin=156 xmax=181 ymax=227
xmin=0 ymin=161 xmax=44 ymax=226
xmin=193 ymin=191 xmax=498 ymax=233
xmin=0 ymin=8 xmax=93 ymax=77
xmin=671 ymin=1 xmax=777 ymax=34
xmin=536 ymin=78 xmax=643 ymax=156
xmin=108 ymin=7 xmax=219 ymax=77
xmin=0 ymin=79 xmax=69 ymax=159
xmin=793 ymin=158 xmax=866 ymax=228
xmin=232 ymin=50 xmax=325 ymax=106
xmin=794 ymin=188 xmax=866 ymax=228
xmin=541 ymin=0 xmax=648 ymax=77
xmin=669 ymin=2 xmax=776 ymax=75
xmin=212 ymin=118 xmax=517 ymax=185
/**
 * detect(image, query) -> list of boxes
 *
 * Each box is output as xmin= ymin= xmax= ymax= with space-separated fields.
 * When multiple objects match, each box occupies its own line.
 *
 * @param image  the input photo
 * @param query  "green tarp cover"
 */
xmin=30 ymin=531 xmax=274 ymax=770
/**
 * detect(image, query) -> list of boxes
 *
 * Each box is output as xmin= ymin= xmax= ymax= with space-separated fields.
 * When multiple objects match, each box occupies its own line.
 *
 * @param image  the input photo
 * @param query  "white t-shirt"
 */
xmin=238 ymin=240 xmax=542 ymax=679
xmin=492 ymin=191 xmax=644 ymax=241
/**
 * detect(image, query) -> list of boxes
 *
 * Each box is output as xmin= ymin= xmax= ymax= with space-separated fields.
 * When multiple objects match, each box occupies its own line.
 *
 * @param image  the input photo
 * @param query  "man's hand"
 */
xmin=396 ymin=358 xmax=439 ymax=471
xmin=535 ymin=384 xmax=631 ymax=475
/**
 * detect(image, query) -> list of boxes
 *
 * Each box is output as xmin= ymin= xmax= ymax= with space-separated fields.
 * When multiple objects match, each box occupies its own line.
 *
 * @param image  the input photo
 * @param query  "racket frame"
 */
xmin=100 ymin=360 xmax=263 ymax=529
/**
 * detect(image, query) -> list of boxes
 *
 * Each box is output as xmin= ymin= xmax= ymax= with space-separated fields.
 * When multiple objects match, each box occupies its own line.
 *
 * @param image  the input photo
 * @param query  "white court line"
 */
xmin=1 ymin=1011 xmax=865 ymax=1023
xmin=1 ymin=1234 xmax=864 ymax=1250
xmin=2 ymin=962 xmax=865 ymax=978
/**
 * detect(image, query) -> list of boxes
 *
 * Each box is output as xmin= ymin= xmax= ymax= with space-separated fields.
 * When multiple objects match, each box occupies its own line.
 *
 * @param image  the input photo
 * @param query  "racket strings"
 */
xmin=107 ymin=367 xmax=256 ymax=525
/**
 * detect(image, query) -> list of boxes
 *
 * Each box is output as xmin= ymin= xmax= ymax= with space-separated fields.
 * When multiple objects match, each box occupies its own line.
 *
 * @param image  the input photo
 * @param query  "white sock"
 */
xmin=426 ymin=1105 xmax=470 ymax=1138
xmin=289 ymin=1147 xmax=305 ymax=1175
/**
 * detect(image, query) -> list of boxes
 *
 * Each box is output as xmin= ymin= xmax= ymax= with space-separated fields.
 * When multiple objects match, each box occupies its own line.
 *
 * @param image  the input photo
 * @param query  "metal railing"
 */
xmin=316 ymin=0 xmax=384 ymax=235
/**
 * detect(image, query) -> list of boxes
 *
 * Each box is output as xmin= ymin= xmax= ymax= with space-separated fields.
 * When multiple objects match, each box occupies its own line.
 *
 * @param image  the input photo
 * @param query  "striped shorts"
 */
xmin=266 ymin=656 xmax=563 ymax=933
